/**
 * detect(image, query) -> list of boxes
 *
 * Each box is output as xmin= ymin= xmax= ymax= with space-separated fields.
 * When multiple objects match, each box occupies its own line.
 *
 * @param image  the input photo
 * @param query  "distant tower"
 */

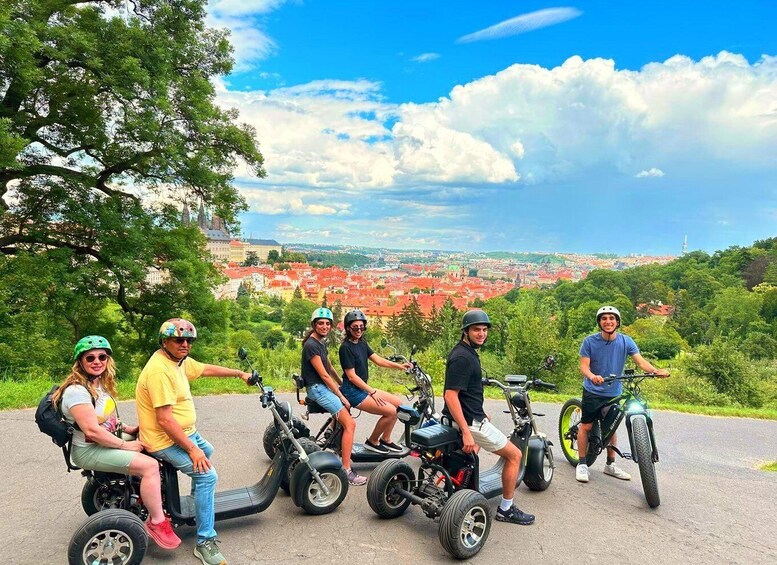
xmin=181 ymin=202 xmax=190 ymax=225
xmin=682 ymin=235 xmax=687 ymax=255
xmin=198 ymin=200 xmax=207 ymax=230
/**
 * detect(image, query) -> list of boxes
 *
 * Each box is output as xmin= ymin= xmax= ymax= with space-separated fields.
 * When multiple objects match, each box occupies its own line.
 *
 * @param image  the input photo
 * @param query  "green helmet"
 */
xmin=311 ymin=307 xmax=334 ymax=324
xmin=73 ymin=335 xmax=112 ymax=361
xmin=462 ymin=309 xmax=491 ymax=331
xmin=159 ymin=318 xmax=198 ymax=343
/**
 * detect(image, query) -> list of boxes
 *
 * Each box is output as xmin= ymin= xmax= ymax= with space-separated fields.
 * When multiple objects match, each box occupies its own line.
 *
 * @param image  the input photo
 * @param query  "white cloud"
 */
xmin=412 ymin=53 xmax=441 ymax=63
xmin=205 ymin=0 xmax=290 ymax=71
xmin=457 ymin=7 xmax=583 ymax=44
xmin=241 ymin=187 xmax=351 ymax=216
xmin=218 ymin=51 xmax=777 ymax=205
xmin=636 ymin=168 xmax=665 ymax=178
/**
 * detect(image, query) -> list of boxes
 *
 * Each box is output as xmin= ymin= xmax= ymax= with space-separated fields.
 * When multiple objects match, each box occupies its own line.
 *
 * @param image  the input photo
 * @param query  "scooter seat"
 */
xmin=304 ymin=399 xmax=329 ymax=414
xmin=410 ymin=424 xmax=461 ymax=449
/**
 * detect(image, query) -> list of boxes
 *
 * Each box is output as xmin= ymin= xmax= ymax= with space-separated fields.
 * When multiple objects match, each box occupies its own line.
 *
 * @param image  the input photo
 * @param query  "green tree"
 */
xmin=267 ymin=250 xmax=280 ymax=264
xmin=389 ymin=299 xmax=431 ymax=350
xmin=686 ymin=339 xmax=761 ymax=407
xmin=282 ymin=298 xmax=317 ymax=336
xmin=242 ymin=251 xmax=260 ymax=267
xmin=0 ymin=0 xmax=264 ymax=357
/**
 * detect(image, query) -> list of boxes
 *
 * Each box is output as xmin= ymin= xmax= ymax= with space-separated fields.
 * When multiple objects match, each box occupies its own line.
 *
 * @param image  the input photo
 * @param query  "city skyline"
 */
xmin=205 ymin=1 xmax=777 ymax=255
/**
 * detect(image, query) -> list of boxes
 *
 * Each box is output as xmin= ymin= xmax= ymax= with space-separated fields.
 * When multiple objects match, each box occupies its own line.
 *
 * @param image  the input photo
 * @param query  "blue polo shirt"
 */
xmin=580 ymin=333 xmax=639 ymax=396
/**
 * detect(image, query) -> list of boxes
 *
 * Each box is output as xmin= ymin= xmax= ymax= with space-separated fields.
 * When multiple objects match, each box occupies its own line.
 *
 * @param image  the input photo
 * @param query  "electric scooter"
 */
xmin=67 ymin=348 xmax=347 ymax=565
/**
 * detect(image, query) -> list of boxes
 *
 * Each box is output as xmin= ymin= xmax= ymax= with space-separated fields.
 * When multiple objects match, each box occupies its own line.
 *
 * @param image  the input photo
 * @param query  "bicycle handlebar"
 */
xmin=485 ymin=377 xmax=557 ymax=391
xmin=603 ymin=373 xmax=664 ymax=382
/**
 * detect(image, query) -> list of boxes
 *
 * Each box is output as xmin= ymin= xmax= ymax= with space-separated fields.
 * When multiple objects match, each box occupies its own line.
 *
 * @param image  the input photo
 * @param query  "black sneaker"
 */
xmin=364 ymin=439 xmax=390 ymax=454
xmin=495 ymin=505 xmax=535 ymax=525
xmin=379 ymin=439 xmax=404 ymax=453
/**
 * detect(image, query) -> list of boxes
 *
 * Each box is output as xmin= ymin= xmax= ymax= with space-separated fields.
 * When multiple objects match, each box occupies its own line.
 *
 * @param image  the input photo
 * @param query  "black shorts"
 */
xmin=581 ymin=390 xmax=619 ymax=424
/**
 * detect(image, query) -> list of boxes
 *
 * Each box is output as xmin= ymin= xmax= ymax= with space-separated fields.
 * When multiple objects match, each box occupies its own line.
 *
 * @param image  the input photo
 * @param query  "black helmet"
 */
xmin=462 ymin=309 xmax=491 ymax=331
xmin=344 ymin=309 xmax=367 ymax=328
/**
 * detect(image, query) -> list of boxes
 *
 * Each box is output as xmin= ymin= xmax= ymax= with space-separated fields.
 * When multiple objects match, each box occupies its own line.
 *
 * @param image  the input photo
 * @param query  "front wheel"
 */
xmin=438 ymin=489 xmax=491 ymax=560
xmin=523 ymin=443 xmax=554 ymax=492
xmin=558 ymin=398 xmax=598 ymax=467
xmin=299 ymin=467 xmax=348 ymax=515
xmin=631 ymin=415 xmax=660 ymax=508
xmin=68 ymin=509 xmax=147 ymax=565
xmin=367 ymin=459 xmax=414 ymax=518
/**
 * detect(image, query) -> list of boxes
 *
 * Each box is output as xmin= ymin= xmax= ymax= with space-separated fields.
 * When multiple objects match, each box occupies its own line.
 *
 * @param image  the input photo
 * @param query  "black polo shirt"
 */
xmin=443 ymin=340 xmax=486 ymax=425
xmin=301 ymin=336 xmax=329 ymax=388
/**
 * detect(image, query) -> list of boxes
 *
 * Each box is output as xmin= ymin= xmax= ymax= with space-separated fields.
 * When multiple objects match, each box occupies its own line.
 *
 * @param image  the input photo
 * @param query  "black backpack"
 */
xmin=34 ymin=384 xmax=94 ymax=470
xmin=35 ymin=385 xmax=74 ymax=447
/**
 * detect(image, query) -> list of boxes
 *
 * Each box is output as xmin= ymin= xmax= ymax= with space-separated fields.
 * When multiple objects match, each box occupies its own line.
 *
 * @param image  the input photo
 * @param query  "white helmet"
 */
xmin=596 ymin=305 xmax=621 ymax=329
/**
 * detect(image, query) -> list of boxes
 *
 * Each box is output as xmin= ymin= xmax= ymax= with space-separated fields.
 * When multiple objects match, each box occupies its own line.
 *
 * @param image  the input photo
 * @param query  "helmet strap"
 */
xmin=161 ymin=342 xmax=186 ymax=364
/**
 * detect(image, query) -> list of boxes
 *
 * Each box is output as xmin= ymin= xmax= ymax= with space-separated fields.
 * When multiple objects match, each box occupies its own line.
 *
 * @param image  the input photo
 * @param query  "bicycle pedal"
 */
xmin=622 ymin=452 xmax=632 ymax=460
xmin=301 ymin=412 xmax=309 ymax=421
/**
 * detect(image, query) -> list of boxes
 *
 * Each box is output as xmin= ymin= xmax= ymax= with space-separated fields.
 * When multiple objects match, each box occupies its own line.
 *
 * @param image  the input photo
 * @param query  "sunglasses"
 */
xmin=350 ymin=325 xmax=366 ymax=332
xmin=172 ymin=337 xmax=194 ymax=344
xmin=83 ymin=353 xmax=108 ymax=363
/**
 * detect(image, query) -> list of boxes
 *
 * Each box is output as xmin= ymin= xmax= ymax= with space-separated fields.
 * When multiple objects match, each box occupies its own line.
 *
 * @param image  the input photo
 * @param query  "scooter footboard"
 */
xmin=289 ymin=450 xmax=344 ymax=507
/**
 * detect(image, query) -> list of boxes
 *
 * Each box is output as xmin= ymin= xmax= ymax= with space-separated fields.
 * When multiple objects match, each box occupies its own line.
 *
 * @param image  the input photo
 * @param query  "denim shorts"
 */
xmin=307 ymin=383 xmax=345 ymax=415
xmin=340 ymin=380 xmax=369 ymax=408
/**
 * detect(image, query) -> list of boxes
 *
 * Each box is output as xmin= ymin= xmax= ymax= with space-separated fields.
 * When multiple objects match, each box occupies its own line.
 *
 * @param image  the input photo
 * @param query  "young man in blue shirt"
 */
xmin=576 ymin=306 xmax=669 ymax=483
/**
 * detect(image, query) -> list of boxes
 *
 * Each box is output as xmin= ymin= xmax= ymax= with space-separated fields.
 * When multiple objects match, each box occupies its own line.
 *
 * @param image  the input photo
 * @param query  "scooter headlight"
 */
xmin=276 ymin=401 xmax=293 ymax=424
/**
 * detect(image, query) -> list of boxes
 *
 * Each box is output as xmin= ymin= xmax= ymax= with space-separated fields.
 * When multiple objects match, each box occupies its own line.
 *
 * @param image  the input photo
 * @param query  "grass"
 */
xmin=759 ymin=462 xmax=777 ymax=472
xmin=6 ymin=374 xmax=777 ymax=421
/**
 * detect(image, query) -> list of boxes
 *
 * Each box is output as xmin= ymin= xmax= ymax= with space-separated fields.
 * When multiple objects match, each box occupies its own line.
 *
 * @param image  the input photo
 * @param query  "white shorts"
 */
xmin=454 ymin=419 xmax=509 ymax=452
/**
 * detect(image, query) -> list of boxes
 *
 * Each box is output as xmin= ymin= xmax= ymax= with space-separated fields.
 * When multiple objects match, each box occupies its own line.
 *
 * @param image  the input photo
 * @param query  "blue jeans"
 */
xmin=152 ymin=432 xmax=218 ymax=542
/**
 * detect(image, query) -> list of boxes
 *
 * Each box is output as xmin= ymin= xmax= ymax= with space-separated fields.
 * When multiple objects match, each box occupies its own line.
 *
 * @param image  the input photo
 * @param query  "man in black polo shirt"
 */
xmin=443 ymin=309 xmax=535 ymax=525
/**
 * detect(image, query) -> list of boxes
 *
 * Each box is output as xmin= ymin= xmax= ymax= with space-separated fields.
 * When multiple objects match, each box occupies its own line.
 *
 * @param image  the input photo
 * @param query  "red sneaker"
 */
xmin=145 ymin=517 xmax=181 ymax=550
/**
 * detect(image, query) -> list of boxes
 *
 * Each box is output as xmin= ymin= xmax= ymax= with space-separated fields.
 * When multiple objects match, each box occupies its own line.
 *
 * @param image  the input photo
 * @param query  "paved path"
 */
xmin=2 ymin=393 xmax=776 ymax=564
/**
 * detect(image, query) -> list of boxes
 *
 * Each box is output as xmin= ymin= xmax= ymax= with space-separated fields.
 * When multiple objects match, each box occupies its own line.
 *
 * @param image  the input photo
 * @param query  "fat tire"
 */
xmin=262 ymin=423 xmax=279 ymax=459
xmin=632 ymin=415 xmax=660 ymax=508
xmin=438 ymin=489 xmax=491 ymax=560
xmin=298 ymin=466 xmax=348 ymax=515
xmin=281 ymin=437 xmax=320 ymax=494
xmin=81 ymin=477 xmax=127 ymax=516
xmin=558 ymin=398 xmax=583 ymax=466
xmin=523 ymin=444 xmax=554 ymax=492
xmin=68 ymin=509 xmax=147 ymax=565
xmin=366 ymin=459 xmax=414 ymax=518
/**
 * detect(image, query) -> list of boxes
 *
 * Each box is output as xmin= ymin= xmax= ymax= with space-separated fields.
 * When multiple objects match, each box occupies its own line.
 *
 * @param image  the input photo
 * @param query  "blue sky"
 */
xmin=206 ymin=1 xmax=777 ymax=255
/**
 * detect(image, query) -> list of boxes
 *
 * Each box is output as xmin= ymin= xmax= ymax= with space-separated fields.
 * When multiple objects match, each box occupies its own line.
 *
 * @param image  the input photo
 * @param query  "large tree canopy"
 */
xmin=0 ymin=0 xmax=264 ymax=361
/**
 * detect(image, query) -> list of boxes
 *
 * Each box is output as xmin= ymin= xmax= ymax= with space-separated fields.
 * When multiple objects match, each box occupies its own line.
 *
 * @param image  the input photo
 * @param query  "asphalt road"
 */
xmin=2 ymin=393 xmax=776 ymax=564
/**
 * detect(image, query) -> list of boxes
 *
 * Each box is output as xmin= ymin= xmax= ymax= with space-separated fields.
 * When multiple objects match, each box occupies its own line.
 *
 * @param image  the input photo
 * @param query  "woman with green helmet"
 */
xmin=52 ymin=335 xmax=181 ymax=550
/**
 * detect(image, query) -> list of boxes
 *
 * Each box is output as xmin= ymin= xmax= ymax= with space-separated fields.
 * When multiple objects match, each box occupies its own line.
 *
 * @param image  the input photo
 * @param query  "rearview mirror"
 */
xmin=544 ymin=355 xmax=556 ymax=370
xmin=238 ymin=347 xmax=248 ymax=361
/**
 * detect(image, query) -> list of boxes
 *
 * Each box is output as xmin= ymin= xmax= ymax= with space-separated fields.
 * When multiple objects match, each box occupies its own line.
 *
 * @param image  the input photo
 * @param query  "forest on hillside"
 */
xmin=2 ymin=237 xmax=775 ymax=412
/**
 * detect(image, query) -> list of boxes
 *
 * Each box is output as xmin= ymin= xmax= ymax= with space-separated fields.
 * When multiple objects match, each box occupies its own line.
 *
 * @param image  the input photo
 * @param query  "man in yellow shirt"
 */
xmin=136 ymin=318 xmax=251 ymax=565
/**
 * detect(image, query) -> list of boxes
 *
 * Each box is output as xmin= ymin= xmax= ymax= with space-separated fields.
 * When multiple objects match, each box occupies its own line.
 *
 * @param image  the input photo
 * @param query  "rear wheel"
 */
xmin=281 ymin=437 xmax=320 ymax=494
xmin=68 ymin=509 xmax=147 ymax=565
xmin=438 ymin=489 xmax=491 ymax=560
xmin=631 ymin=415 xmax=660 ymax=508
xmin=299 ymin=467 xmax=348 ymax=515
xmin=367 ymin=459 xmax=414 ymax=518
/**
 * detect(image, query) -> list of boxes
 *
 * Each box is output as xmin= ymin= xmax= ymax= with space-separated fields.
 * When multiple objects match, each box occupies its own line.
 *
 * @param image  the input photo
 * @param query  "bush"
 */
xmin=684 ymin=340 xmax=762 ymax=407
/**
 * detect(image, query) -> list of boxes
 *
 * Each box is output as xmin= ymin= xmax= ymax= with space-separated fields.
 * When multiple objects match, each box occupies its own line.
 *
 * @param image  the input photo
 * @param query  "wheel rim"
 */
xmin=82 ymin=529 xmax=135 ymax=565
xmin=459 ymin=505 xmax=488 ymax=549
xmin=560 ymin=405 xmax=581 ymax=458
xmin=385 ymin=471 xmax=411 ymax=509
xmin=306 ymin=471 xmax=343 ymax=507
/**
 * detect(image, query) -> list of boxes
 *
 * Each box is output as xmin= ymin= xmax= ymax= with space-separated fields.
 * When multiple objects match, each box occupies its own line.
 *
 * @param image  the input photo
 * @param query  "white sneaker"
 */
xmin=604 ymin=463 xmax=631 ymax=481
xmin=576 ymin=463 xmax=589 ymax=483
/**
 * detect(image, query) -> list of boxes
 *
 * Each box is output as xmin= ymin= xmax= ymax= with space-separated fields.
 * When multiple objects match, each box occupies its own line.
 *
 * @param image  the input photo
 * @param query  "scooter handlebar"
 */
xmin=247 ymin=370 xmax=262 ymax=386
xmin=532 ymin=379 xmax=557 ymax=391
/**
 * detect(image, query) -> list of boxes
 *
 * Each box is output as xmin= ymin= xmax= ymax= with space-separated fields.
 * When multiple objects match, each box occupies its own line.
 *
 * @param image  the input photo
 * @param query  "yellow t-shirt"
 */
xmin=135 ymin=350 xmax=205 ymax=452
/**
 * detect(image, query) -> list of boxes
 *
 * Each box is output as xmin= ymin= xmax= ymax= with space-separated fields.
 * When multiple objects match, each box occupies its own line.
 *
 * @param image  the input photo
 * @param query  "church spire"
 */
xmin=198 ymin=200 xmax=207 ymax=229
xmin=182 ymin=202 xmax=190 ymax=225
